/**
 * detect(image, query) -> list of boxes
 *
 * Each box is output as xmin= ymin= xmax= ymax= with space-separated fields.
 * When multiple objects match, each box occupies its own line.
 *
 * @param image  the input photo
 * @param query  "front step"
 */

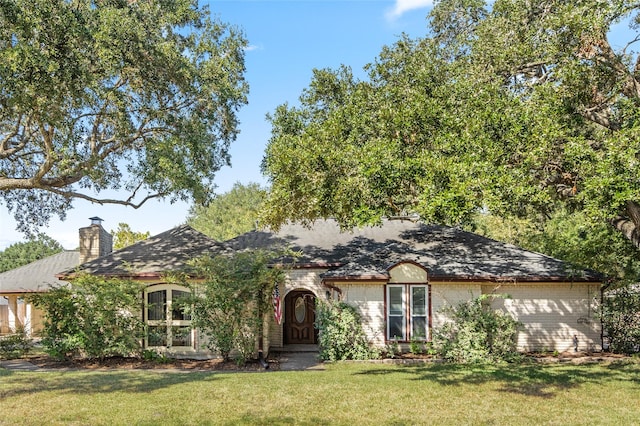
xmin=276 ymin=344 xmax=319 ymax=353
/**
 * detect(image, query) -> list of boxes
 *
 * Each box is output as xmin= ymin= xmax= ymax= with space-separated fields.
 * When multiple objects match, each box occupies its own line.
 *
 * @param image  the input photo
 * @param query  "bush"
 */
xmin=29 ymin=275 xmax=145 ymax=360
xmin=184 ymin=250 xmax=285 ymax=365
xmin=0 ymin=327 xmax=32 ymax=359
xmin=602 ymin=285 xmax=640 ymax=354
xmin=433 ymin=296 xmax=521 ymax=363
xmin=315 ymin=300 xmax=375 ymax=361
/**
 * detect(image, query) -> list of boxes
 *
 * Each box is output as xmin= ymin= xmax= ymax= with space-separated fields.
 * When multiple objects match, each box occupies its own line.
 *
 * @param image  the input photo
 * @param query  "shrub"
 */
xmin=433 ymin=296 xmax=521 ymax=363
xmin=29 ymin=275 xmax=145 ymax=360
xmin=0 ymin=327 xmax=32 ymax=359
xmin=602 ymin=284 xmax=640 ymax=354
xmin=184 ymin=250 xmax=285 ymax=365
xmin=315 ymin=300 xmax=375 ymax=361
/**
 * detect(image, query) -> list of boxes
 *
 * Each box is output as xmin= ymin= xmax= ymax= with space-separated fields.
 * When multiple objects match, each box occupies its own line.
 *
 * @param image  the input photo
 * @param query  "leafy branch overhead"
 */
xmin=0 ymin=0 xmax=248 ymax=233
xmin=262 ymin=0 xmax=640 ymax=250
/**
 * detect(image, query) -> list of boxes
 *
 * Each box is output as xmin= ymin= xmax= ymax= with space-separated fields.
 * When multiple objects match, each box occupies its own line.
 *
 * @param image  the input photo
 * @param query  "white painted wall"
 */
xmin=339 ymin=283 xmax=386 ymax=346
xmin=388 ymin=263 xmax=428 ymax=283
xmin=431 ymin=282 xmax=482 ymax=330
xmin=483 ymin=283 xmax=601 ymax=352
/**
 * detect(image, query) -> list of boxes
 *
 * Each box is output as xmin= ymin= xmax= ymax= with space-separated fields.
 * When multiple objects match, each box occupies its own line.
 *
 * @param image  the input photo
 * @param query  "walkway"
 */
xmin=276 ymin=346 xmax=324 ymax=371
xmin=0 ymin=359 xmax=40 ymax=371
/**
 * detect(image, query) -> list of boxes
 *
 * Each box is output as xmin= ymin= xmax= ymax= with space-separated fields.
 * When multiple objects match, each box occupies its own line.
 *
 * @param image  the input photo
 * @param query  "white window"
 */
xmin=145 ymin=284 xmax=193 ymax=349
xmin=386 ymin=284 xmax=429 ymax=342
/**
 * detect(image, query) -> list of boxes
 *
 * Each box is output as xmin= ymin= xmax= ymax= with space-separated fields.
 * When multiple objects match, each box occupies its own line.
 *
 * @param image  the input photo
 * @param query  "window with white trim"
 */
xmin=145 ymin=284 xmax=193 ymax=349
xmin=386 ymin=284 xmax=429 ymax=341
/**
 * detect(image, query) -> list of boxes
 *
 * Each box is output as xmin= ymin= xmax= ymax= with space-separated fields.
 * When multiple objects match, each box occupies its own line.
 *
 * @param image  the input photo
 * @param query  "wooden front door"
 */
xmin=284 ymin=290 xmax=316 ymax=344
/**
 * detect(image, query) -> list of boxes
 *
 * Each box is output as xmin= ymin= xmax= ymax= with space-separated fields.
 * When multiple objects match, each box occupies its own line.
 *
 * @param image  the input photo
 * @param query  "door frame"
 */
xmin=283 ymin=289 xmax=317 ymax=344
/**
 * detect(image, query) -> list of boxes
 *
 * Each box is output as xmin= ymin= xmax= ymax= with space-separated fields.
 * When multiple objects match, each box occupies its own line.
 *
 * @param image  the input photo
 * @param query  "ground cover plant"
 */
xmin=1 ymin=360 xmax=639 ymax=425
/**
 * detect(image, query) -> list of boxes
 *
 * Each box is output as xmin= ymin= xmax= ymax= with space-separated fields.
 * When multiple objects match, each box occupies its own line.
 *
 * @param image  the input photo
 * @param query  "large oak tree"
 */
xmin=262 ymin=0 xmax=640 ymax=271
xmin=0 ymin=0 xmax=248 ymax=233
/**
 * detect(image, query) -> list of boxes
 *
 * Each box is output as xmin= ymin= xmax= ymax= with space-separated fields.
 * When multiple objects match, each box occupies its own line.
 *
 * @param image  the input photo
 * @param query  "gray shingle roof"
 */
xmin=57 ymin=219 xmax=602 ymax=283
xmin=0 ymin=251 xmax=79 ymax=294
xmin=59 ymin=225 xmax=224 ymax=277
xmin=228 ymin=219 xmax=602 ymax=282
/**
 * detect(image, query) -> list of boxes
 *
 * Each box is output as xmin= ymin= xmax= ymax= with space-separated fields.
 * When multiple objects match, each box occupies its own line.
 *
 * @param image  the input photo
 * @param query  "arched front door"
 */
xmin=284 ymin=290 xmax=317 ymax=344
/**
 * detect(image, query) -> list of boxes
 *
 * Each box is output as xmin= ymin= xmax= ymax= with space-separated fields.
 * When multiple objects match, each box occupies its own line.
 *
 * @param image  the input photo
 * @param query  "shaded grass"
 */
xmin=1 ymin=361 xmax=640 ymax=425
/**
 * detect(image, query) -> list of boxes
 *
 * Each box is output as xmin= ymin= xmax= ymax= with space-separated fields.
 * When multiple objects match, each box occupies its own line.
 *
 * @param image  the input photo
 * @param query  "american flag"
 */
xmin=272 ymin=283 xmax=282 ymax=325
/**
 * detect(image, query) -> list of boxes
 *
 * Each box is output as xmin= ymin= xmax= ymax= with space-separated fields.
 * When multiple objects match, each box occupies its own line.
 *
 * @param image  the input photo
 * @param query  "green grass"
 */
xmin=1 ymin=361 xmax=639 ymax=425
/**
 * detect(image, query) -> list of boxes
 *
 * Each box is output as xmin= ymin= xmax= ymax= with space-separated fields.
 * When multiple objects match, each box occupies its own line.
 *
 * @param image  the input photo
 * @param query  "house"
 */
xmin=58 ymin=218 xmax=604 ymax=356
xmin=0 ymin=251 xmax=79 ymax=336
xmin=0 ymin=217 xmax=113 ymax=336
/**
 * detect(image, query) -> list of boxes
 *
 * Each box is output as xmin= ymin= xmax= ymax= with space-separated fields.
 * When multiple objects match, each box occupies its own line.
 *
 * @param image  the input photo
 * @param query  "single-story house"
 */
xmin=0 ymin=217 xmax=114 ymax=336
xmin=58 ymin=217 xmax=604 ymax=356
xmin=0 ymin=251 xmax=80 ymax=336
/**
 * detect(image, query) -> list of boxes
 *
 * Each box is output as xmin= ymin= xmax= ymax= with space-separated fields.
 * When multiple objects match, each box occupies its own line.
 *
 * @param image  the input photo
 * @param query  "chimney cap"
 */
xmin=89 ymin=216 xmax=104 ymax=225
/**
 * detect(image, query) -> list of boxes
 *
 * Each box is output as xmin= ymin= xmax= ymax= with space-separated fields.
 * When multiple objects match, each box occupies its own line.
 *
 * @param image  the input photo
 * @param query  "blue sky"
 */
xmin=0 ymin=0 xmax=434 ymax=250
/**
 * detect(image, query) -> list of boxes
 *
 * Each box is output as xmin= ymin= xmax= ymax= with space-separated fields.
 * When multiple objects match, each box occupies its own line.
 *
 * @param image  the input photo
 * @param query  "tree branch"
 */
xmin=611 ymin=215 xmax=640 ymax=249
xmin=45 ymin=187 xmax=169 ymax=209
xmin=626 ymin=200 xmax=640 ymax=228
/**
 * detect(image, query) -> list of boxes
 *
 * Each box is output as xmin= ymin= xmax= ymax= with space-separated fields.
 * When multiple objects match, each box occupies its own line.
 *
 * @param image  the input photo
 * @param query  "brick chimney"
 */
xmin=79 ymin=217 xmax=113 ymax=264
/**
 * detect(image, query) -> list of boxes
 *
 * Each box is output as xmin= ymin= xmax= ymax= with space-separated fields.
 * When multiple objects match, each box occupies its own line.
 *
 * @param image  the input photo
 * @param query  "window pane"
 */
xmin=294 ymin=297 xmax=306 ymax=323
xmin=412 ymin=287 xmax=426 ymax=316
xmin=148 ymin=325 xmax=167 ymax=346
xmin=411 ymin=316 xmax=427 ymax=340
xmin=389 ymin=287 xmax=403 ymax=315
xmin=147 ymin=290 xmax=166 ymax=321
xmin=172 ymin=290 xmax=191 ymax=320
xmin=172 ymin=326 xmax=192 ymax=347
xmin=388 ymin=316 xmax=405 ymax=341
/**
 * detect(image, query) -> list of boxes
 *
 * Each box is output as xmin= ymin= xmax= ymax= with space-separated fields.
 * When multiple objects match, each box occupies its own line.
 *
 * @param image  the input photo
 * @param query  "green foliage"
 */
xmin=111 ymin=223 xmax=150 ymax=250
xmin=384 ymin=339 xmax=401 ymax=359
xmin=0 ymin=0 xmax=248 ymax=234
xmin=409 ymin=338 xmax=425 ymax=355
xmin=183 ymin=250 xmax=285 ymax=364
xmin=433 ymin=296 xmax=521 ymax=363
xmin=262 ymin=0 xmax=640 ymax=268
xmin=315 ymin=300 xmax=375 ymax=361
xmin=29 ymin=275 xmax=145 ymax=360
xmin=141 ymin=349 xmax=172 ymax=364
xmin=0 ymin=234 xmax=63 ymax=272
xmin=187 ymin=182 xmax=267 ymax=241
xmin=602 ymin=285 xmax=640 ymax=354
xmin=0 ymin=327 xmax=32 ymax=360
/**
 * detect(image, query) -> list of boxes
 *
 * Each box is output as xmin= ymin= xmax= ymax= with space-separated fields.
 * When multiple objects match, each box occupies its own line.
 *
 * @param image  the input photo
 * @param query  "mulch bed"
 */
xmin=11 ymin=351 xmax=633 ymax=371
xmin=24 ymin=354 xmax=280 ymax=371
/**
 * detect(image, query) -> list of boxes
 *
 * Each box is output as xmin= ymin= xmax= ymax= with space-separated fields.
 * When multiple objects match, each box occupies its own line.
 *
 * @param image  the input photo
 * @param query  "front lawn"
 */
xmin=1 ymin=360 xmax=639 ymax=425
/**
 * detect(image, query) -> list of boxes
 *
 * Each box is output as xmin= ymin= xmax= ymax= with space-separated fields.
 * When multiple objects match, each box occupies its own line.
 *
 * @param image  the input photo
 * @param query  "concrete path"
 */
xmin=0 ymin=359 xmax=40 ymax=371
xmin=277 ymin=351 xmax=325 ymax=371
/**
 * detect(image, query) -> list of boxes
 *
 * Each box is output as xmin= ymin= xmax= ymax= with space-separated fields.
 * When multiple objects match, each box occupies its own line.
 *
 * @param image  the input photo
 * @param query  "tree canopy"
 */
xmin=111 ymin=223 xmax=150 ymax=250
xmin=1 ymin=0 xmax=248 ymax=234
xmin=262 ymin=0 xmax=640 ymax=275
xmin=0 ymin=234 xmax=63 ymax=272
xmin=187 ymin=182 xmax=266 ymax=241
